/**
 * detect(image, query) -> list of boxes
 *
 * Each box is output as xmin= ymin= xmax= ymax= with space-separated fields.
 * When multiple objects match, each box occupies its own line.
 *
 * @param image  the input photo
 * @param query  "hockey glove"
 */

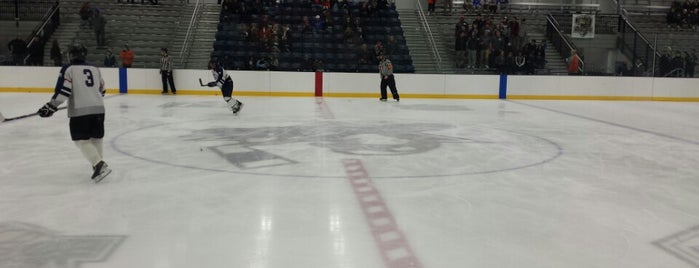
xmin=207 ymin=82 xmax=216 ymax=87
xmin=38 ymin=102 xmax=58 ymax=117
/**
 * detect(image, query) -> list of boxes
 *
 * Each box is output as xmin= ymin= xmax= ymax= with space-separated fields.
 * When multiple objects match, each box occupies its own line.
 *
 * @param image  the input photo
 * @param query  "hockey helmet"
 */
xmin=68 ymin=44 xmax=88 ymax=62
xmin=208 ymin=58 xmax=220 ymax=69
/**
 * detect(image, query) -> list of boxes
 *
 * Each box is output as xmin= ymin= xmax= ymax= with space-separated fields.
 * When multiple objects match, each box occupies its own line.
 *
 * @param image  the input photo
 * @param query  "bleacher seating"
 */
xmin=213 ymin=0 xmax=414 ymax=73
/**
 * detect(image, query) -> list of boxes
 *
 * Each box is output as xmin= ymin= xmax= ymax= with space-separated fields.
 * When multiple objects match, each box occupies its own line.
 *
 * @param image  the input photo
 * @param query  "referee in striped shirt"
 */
xmin=378 ymin=54 xmax=399 ymax=102
xmin=160 ymin=48 xmax=176 ymax=94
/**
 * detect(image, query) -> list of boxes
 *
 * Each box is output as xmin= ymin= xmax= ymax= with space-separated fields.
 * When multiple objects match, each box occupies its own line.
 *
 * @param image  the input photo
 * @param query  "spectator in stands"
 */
xmin=256 ymin=56 xmax=270 ymax=70
xmin=462 ymin=0 xmax=473 ymax=13
xmin=301 ymin=56 xmax=315 ymax=71
xmin=491 ymin=29 xmax=505 ymax=53
xmin=313 ymin=58 xmax=325 ymax=72
xmin=455 ymin=31 xmax=468 ymax=68
xmin=259 ymin=24 xmax=273 ymax=51
xmin=27 ymin=36 xmax=44 ymax=66
xmin=312 ymin=15 xmax=325 ymax=35
xmin=685 ymin=50 xmax=697 ymax=77
xmin=567 ymin=49 xmax=582 ymax=75
xmin=119 ymin=44 xmax=134 ymax=68
xmin=279 ymin=24 xmax=292 ymax=52
xmin=240 ymin=24 xmax=250 ymax=41
xmin=615 ymin=61 xmax=630 ymax=76
xmin=480 ymin=30 xmax=492 ymax=68
xmin=443 ymin=0 xmax=453 ymax=14
xmin=505 ymin=51 xmax=515 ymax=74
xmin=354 ymin=25 xmax=366 ymax=44
xmin=50 ymin=39 xmax=63 ymax=66
xmin=472 ymin=0 xmax=482 ymax=13
xmin=79 ymin=2 xmax=93 ymax=29
xmin=455 ymin=16 xmax=468 ymax=38
xmin=498 ymin=0 xmax=509 ymax=13
xmin=670 ymin=51 xmax=685 ymax=76
xmin=467 ymin=28 xmax=480 ymax=68
xmin=249 ymin=23 xmax=260 ymax=43
xmin=356 ymin=43 xmax=372 ymax=65
xmin=385 ymin=35 xmax=398 ymax=56
xmin=322 ymin=10 xmax=333 ymax=32
xmin=493 ymin=49 xmax=506 ymax=73
xmin=301 ymin=16 xmax=313 ymax=35
xmin=373 ymin=41 xmax=385 ymax=63
xmin=427 ymin=0 xmax=436 ymax=15
xmin=514 ymin=51 xmax=526 ymax=74
xmin=104 ymin=48 xmax=116 ymax=67
xmin=483 ymin=0 xmax=493 ymax=13
xmin=343 ymin=26 xmax=355 ymax=43
xmin=508 ymin=17 xmax=521 ymax=51
xmin=7 ymin=36 xmax=27 ymax=66
xmin=93 ymin=8 xmax=107 ymax=48
xmin=362 ymin=1 xmax=376 ymax=17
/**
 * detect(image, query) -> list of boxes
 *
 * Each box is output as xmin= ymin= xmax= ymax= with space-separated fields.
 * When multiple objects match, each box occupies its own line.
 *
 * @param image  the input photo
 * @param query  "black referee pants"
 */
xmin=161 ymin=71 xmax=176 ymax=93
xmin=380 ymin=74 xmax=399 ymax=100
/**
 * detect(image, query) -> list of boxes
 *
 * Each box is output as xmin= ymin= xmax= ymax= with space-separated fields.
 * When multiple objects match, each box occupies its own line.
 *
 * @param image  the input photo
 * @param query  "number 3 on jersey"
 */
xmin=83 ymin=69 xmax=94 ymax=87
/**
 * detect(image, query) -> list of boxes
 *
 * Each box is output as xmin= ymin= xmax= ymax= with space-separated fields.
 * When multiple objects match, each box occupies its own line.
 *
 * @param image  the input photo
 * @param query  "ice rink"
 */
xmin=2 ymin=92 xmax=699 ymax=268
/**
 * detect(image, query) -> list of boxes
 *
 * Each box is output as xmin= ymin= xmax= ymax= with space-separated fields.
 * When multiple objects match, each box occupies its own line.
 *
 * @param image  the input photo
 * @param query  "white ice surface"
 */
xmin=1 ymin=93 xmax=699 ymax=268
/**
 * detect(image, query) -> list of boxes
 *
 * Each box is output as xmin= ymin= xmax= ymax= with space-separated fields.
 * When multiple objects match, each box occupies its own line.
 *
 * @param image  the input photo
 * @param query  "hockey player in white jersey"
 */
xmin=37 ymin=44 xmax=111 ymax=183
xmin=205 ymin=59 xmax=243 ymax=114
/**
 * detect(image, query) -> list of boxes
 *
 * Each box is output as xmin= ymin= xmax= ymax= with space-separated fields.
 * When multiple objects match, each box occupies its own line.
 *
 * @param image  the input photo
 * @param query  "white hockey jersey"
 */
xmin=50 ymin=64 xmax=106 ymax=117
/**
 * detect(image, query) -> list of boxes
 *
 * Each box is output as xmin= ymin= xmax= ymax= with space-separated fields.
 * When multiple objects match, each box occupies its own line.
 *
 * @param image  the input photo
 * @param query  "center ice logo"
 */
xmin=112 ymin=120 xmax=561 ymax=178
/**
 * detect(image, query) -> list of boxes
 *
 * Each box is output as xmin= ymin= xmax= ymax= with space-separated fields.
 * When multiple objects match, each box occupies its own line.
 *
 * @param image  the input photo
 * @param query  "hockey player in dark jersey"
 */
xmin=36 ymin=44 xmax=112 ymax=183
xmin=205 ymin=59 xmax=243 ymax=114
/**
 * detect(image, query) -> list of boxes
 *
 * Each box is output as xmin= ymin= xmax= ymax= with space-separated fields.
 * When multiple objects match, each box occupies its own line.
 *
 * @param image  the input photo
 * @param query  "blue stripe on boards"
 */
xmin=119 ymin=67 xmax=127 ymax=93
xmin=499 ymin=73 xmax=507 ymax=99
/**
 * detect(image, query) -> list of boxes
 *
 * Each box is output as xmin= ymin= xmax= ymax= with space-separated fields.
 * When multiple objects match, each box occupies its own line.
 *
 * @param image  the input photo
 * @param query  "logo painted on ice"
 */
xmin=654 ymin=224 xmax=699 ymax=267
xmin=0 ymin=222 xmax=125 ymax=268
xmin=182 ymin=122 xmax=467 ymax=169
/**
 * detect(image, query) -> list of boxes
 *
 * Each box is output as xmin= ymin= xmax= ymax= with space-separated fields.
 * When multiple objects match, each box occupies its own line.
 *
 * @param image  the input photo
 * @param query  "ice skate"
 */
xmin=91 ymin=161 xmax=112 ymax=183
xmin=231 ymin=100 xmax=244 ymax=115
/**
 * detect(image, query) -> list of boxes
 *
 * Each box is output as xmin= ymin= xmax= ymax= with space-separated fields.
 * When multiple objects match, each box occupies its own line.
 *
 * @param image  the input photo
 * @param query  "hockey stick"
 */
xmin=1 ymin=107 xmax=67 ymax=123
xmin=199 ymin=78 xmax=205 ymax=87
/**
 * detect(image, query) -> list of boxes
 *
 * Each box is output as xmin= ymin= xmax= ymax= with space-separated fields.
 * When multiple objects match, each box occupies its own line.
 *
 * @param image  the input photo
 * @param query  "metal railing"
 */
xmin=416 ymin=0 xmax=442 ymax=72
xmin=178 ymin=0 xmax=203 ymax=68
xmin=545 ymin=14 xmax=584 ymax=74
xmin=617 ymin=10 xmax=661 ymax=76
xmin=22 ymin=1 xmax=60 ymax=65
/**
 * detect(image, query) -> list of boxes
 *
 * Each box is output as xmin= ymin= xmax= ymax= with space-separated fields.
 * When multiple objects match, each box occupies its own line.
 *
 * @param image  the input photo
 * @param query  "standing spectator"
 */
xmin=455 ymin=31 xmax=468 ymax=68
xmin=373 ymin=40 xmax=385 ymax=63
xmin=455 ymin=16 xmax=468 ymax=37
xmin=685 ymin=50 xmax=697 ymax=77
xmin=104 ymin=48 xmax=116 ymax=67
xmin=119 ymin=44 xmax=134 ymax=67
xmin=35 ymin=44 xmax=111 ymax=183
xmin=50 ymin=39 xmax=63 ymax=66
xmin=514 ymin=50 xmax=526 ymax=74
xmin=7 ymin=36 xmax=27 ymax=65
xmin=79 ymin=2 xmax=93 ymax=29
xmin=443 ymin=0 xmax=453 ymax=14
xmin=159 ymin=48 xmax=176 ymax=94
xmin=427 ymin=0 xmax=436 ymax=15
xmin=467 ymin=28 xmax=480 ymax=68
xmin=93 ymin=8 xmax=107 ymax=47
xmin=27 ymin=36 xmax=44 ymax=66
xmin=567 ymin=49 xmax=582 ymax=75
xmin=378 ymin=54 xmax=399 ymax=102
xmin=279 ymin=24 xmax=292 ymax=52
xmin=385 ymin=35 xmax=398 ymax=56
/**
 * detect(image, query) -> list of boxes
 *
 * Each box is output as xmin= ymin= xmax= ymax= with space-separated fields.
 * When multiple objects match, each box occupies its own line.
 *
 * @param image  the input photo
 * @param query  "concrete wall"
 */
xmin=1 ymin=66 xmax=698 ymax=101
